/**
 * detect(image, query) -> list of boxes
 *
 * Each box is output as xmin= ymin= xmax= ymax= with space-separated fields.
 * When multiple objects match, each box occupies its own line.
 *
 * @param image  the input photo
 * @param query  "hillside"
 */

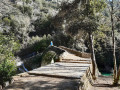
xmin=0 ymin=0 xmax=120 ymax=88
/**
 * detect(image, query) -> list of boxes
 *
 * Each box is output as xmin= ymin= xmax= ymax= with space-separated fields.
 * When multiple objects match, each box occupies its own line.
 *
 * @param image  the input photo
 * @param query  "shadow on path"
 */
xmin=93 ymin=84 xmax=120 ymax=87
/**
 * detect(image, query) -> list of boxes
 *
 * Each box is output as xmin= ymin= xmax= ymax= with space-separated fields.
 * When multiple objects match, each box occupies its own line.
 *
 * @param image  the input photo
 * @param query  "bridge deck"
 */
xmin=29 ymin=62 xmax=91 ymax=79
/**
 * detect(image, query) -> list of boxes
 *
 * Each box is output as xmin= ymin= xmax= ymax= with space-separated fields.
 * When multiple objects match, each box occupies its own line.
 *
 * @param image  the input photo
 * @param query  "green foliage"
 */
xmin=60 ymin=0 xmax=107 ymax=36
xmin=0 ymin=34 xmax=20 ymax=58
xmin=0 ymin=59 xmax=17 ymax=84
xmin=17 ymin=35 xmax=51 ymax=58
xmin=24 ymin=54 xmax=42 ymax=70
xmin=82 ymin=0 xmax=106 ymax=31
xmin=24 ymin=6 xmax=32 ymax=17
xmin=18 ymin=6 xmax=32 ymax=17
xmin=3 ymin=17 xmax=11 ymax=26
xmin=10 ymin=19 xmax=19 ymax=29
xmin=0 ymin=34 xmax=20 ymax=55
xmin=116 ymin=23 xmax=120 ymax=31
xmin=90 ymin=0 xmax=106 ymax=13
xmin=53 ymin=33 xmax=74 ymax=48
xmin=0 ymin=33 xmax=20 ymax=84
xmin=33 ymin=36 xmax=51 ymax=52
xmin=33 ymin=17 xmax=55 ymax=36
xmin=25 ymin=0 xmax=31 ymax=4
xmin=41 ymin=51 xmax=56 ymax=66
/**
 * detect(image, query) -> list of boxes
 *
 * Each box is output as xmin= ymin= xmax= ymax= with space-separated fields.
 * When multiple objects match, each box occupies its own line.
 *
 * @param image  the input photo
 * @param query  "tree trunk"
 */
xmin=89 ymin=32 xmax=96 ymax=80
xmin=111 ymin=0 xmax=118 ymax=85
xmin=115 ymin=66 xmax=120 ymax=84
xmin=112 ymin=18 xmax=118 ymax=84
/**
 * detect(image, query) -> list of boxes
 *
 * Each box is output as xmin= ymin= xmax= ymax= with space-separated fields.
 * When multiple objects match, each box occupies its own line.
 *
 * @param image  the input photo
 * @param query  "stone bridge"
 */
xmin=5 ymin=46 xmax=96 ymax=90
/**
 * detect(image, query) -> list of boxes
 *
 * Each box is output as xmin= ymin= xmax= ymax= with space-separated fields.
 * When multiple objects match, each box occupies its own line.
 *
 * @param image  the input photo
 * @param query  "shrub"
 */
xmin=0 ymin=34 xmax=20 ymax=54
xmin=53 ymin=33 xmax=74 ymax=48
xmin=0 ymin=59 xmax=17 ymax=85
xmin=18 ymin=6 xmax=32 ymax=17
xmin=33 ymin=37 xmax=51 ymax=52
xmin=3 ymin=17 xmax=11 ymax=26
xmin=17 ymin=35 xmax=51 ymax=58
xmin=10 ymin=19 xmax=19 ymax=29
xmin=41 ymin=51 xmax=56 ymax=66
xmin=33 ymin=17 xmax=55 ymax=36
xmin=24 ymin=6 xmax=32 ymax=17
xmin=24 ymin=53 xmax=42 ymax=70
xmin=0 ymin=33 xmax=20 ymax=84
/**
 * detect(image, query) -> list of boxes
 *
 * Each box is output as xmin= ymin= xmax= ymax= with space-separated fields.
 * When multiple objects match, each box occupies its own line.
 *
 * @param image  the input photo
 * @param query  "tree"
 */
xmin=115 ymin=3 xmax=120 ymax=84
xmin=107 ymin=0 xmax=120 ymax=85
xmin=52 ymin=0 xmax=106 ymax=79
xmin=110 ymin=0 xmax=117 ymax=84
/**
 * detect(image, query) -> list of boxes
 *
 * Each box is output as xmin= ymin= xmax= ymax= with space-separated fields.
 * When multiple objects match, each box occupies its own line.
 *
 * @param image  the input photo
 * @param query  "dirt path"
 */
xmin=4 ymin=73 xmax=120 ymax=90
xmin=90 ymin=76 xmax=120 ymax=90
xmin=4 ymin=74 xmax=80 ymax=90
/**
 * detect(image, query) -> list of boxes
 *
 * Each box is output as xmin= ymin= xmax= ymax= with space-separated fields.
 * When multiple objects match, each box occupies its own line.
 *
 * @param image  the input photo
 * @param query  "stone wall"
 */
xmin=59 ymin=46 xmax=91 ymax=58
xmin=80 ymin=65 xmax=94 ymax=90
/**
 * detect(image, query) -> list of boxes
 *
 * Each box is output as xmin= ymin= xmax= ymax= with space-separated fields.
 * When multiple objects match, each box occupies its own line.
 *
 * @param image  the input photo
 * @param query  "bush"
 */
xmin=24 ymin=6 xmax=32 ymax=17
xmin=33 ymin=17 xmax=55 ymax=36
xmin=3 ymin=17 xmax=11 ymax=26
xmin=18 ymin=6 xmax=32 ymax=17
xmin=24 ymin=53 xmax=42 ymax=70
xmin=53 ymin=33 xmax=74 ymax=48
xmin=0 ymin=33 xmax=20 ymax=84
xmin=41 ymin=51 xmax=56 ymax=66
xmin=0 ymin=59 xmax=17 ymax=85
xmin=10 ymin=19 xmax=19 ymax=29
xmin=33 ymin=37 xmax=51 ymax=52
xmin=17 ymin=35 xmax=51 ymax=58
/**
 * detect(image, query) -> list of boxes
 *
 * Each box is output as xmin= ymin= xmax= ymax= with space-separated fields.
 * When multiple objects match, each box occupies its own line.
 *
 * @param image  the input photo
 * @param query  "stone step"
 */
xmin=61 ymin=60 xmax=91 ymax=64
xmin=62 ymin=59 xmax=91 ymax=61
xmin=28 ymin=71 xmax=83 ymax=79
